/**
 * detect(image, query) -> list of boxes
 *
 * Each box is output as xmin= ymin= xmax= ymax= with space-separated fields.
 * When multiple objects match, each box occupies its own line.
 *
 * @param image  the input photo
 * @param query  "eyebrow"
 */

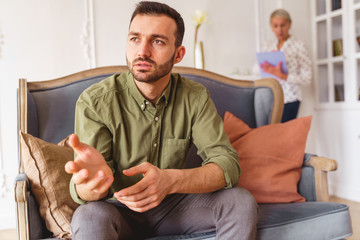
xmin=128 ymin=31 xmax=169 ymax=41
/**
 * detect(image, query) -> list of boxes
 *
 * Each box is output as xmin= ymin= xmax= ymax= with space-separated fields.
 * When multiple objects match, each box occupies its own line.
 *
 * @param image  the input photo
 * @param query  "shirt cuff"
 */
xmin=69 ymin=178 xmax=115 ymax=204
xmin=205 ymin=157 xmax=241 ymax=189
xmin=69 ymin=178 xmax=88 ymax=205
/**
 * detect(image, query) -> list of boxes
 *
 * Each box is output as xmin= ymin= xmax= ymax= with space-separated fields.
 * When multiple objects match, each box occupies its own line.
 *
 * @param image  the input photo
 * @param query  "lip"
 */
xmin=134 ymin=61 xmax=153 ymax=70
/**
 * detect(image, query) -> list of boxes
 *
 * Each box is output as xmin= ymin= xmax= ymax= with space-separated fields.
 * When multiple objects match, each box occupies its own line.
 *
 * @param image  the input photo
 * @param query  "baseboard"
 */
xmin=329 ymin=183 xmax=360 ymax=202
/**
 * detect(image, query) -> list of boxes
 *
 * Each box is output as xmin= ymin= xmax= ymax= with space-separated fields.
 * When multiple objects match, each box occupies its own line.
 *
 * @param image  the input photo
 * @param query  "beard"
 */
xmin=127 ymin=52 xmax=176 ymax=83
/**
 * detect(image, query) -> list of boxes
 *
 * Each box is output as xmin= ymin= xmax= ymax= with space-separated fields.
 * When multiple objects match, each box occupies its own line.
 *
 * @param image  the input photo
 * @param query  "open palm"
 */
xmin=65 ymin=134 xmax=114 ymax=201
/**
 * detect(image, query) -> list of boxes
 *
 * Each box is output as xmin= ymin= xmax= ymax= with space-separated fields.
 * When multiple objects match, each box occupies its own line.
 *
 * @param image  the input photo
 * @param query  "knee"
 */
xmin=72 ymin=201 xmax=120 ymax=225
xmin=218 ymin=187 xmax=258 ymax=217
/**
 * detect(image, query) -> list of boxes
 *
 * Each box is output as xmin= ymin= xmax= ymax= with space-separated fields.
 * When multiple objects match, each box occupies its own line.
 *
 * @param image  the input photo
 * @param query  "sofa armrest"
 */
xmin=15 ymin=173 xmax=30 ymax=240
xmin=304 ymin=155 xmax=337 ymax=202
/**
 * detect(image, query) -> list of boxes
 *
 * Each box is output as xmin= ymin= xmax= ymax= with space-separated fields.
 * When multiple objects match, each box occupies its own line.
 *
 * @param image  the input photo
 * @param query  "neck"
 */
xmin=277 ymin=35 xmax=290 ymax=49
xmin=134 ymin=75 xmax=171 ymax=105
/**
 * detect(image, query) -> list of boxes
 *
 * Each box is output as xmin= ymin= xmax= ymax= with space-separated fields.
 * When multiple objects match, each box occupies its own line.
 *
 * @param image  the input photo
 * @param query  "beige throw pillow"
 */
xmin=20 ymin=132 xmax=79 ymax=239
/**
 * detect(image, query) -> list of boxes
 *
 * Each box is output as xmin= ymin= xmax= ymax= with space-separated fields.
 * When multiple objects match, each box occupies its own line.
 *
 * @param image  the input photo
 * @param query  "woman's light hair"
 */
xmin=270 ymin=9 xmax=292 ymax=23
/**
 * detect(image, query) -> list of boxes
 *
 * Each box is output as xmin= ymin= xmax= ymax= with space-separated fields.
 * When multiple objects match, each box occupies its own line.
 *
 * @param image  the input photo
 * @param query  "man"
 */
xmin=65 ymin=1 xmax=257 ymax=239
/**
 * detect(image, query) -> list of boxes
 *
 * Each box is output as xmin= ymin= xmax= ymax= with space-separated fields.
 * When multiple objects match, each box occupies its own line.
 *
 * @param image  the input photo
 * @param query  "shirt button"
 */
xmin=153 ymin=143 xmax=157 ymax=147
xmin=155 ymin=116 xmax=159 ymax=121
xmin=140 ymin=104 xmax=145 ymax=110
xmin=145 ymin=101 xmax=150 ymax=105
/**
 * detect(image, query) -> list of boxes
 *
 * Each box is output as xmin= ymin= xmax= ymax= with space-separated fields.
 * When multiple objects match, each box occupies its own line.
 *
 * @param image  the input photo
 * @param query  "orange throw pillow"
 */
xmin=224 ymin=112 xmax=312 ymax=203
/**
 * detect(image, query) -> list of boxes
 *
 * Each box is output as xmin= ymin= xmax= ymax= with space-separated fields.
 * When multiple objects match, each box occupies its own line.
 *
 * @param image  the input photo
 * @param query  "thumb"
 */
xmin=69 ymin=134 xmax=87 ymax=155
xmin=123 ymin=163 xmax=150 ymax=177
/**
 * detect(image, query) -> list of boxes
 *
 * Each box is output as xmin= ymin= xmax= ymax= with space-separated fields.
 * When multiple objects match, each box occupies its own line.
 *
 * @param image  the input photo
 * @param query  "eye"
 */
xmin=130 ymin=37 xmax=139 ymax=42
xmin=153 ymin=39 xmax=165 ymax=45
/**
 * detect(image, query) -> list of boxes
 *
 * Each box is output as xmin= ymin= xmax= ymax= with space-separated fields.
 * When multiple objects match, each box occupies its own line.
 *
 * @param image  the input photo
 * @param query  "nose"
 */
xmin=137 ymin=41 xmax=151 ymax=58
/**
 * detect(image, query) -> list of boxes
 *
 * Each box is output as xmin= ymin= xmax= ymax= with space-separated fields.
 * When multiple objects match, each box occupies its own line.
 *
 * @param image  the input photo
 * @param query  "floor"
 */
xmin=329 ymin=196 xmax=360 ymax=240
xmin=1 ymin=196 xmax=359 ymax=240
xmin=0 ymin=228 xmax=16 ymax=240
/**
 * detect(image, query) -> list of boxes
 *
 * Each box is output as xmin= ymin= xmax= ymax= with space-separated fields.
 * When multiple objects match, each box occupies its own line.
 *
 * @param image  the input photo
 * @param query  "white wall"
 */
xmin=0 ymin=0 xmax=88 ymax=230
xmin=0 ymin=0 xmax=314 ymax=230
xmin=92 ymin=0 xmax=259 ymax=75
xmin=317 ymin=109 xmax=360 ymax=202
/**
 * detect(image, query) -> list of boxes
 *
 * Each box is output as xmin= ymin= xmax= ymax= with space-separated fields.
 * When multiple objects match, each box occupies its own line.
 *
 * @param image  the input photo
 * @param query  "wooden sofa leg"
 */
xmin=15 ymin=179 xmax=29 ymax=240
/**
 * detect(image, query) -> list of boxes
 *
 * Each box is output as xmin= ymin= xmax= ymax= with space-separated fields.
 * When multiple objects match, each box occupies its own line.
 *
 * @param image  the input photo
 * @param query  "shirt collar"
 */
xmin=126 ymin=71 xmax=174 ymax=109
xmin=273 ymin=35 xmax=293 ymax=50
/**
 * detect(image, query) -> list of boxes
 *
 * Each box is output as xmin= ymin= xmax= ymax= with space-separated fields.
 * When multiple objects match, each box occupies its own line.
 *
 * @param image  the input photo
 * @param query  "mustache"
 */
xmin=133 ymin=57 xmax=156 ymax=65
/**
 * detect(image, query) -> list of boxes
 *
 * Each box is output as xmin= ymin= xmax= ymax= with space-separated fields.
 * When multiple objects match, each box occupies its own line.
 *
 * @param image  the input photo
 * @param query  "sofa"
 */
xmin=15 ymin=66 xmax=352 ymax=240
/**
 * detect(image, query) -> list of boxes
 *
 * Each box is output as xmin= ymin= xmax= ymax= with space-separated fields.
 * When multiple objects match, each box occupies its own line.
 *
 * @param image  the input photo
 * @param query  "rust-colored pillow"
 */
xmin=224 ymin=112 xmax=312 ymax=203
xmin=20 ymin=132 xmax=79 ymax=239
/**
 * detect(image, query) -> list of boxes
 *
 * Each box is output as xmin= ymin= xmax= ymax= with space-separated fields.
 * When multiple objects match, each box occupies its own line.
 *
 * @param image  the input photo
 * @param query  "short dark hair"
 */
xmin=130 ymin=1 xmax=185 ymax=47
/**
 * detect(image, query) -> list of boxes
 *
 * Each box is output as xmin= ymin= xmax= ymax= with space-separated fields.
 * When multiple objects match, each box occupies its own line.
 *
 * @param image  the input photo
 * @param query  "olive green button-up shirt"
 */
xmin=70 ymin=71 xmax=240 ymax=204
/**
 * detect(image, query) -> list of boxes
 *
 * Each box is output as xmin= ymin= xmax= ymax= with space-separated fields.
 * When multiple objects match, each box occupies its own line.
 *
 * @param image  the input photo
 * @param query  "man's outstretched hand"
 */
xmin=65 ymin=134 xmax=114 ymax=201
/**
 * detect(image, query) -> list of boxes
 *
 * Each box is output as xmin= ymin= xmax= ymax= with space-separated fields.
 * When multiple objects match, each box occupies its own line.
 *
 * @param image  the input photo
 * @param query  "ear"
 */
xmin=174 ymin=46 xmax=186 ymax=64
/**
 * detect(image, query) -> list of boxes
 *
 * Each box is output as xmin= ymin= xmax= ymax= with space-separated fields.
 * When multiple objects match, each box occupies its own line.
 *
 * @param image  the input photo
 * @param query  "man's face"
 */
xmin=126 ymin=14 xmax=180 ymax=83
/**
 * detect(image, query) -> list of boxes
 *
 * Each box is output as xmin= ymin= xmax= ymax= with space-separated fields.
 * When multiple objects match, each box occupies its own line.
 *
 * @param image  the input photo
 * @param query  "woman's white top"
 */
xmin=263 ymin=36 xmax=312 ymax=104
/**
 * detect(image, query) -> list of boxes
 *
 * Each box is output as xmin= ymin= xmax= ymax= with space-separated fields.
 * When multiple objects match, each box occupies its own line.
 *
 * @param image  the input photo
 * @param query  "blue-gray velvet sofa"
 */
xmin=15 ymin=66 xmax=352 ymax=240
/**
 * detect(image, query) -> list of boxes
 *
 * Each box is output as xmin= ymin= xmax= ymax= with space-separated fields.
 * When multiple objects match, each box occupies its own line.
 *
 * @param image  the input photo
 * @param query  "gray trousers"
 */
xmin=71 ymin=187 xmax=257 ymax=240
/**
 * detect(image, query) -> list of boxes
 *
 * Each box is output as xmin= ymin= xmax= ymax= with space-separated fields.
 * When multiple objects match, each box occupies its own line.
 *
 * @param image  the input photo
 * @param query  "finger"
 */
xmin=114 ymin=184 xmax=150 ymax=202
xmin=120 ymin=198 xmax=160 ymax=213
xmin=118 ymin=196 xmax=151 ymax=208
xmin=263 ymin=68 xmax=270 ymax=73
xmin=72 ymin=168 xmax=89 ymax=185
xmin=86 ymin=171 xmax=113 ymax=192
xmin=64 ymin=161 xmax=78 ymax=174
xmin=85 ymin=171 xmax=106 ymax=191
xmin=118 ymin=181 xmax=144 ymax=196
xmin=95 ymin=175 xmax=114 ymax=193
xmin=123 ymin=162 xmax=150 ymax=177
xmin=116 ymin=179 xmax=149 ymax=198
xmin=264 ymin=62 xmax=272 ymax=67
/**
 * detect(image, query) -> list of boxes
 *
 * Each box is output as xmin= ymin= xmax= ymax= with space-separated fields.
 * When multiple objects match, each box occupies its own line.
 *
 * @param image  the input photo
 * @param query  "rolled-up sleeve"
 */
xmin=191 ymin=89 xmax=241 ymax=188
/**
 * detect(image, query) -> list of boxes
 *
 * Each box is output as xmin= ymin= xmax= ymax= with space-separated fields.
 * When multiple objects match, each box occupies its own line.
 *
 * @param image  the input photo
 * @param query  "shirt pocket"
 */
xmin=161 ymin=138 xmax=190 ymax=169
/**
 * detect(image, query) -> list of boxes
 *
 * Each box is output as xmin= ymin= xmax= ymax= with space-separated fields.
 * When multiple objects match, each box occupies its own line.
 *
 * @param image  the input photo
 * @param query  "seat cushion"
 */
xmin=147 ymin=232 xmax=216 ymax=240
xmin=146 ymin=202 xmax=352 ymax=240
xmin=257 ymin=202 xmax=352 ymax=240
xmin=41 ymin=202 xmax=352 ymax=240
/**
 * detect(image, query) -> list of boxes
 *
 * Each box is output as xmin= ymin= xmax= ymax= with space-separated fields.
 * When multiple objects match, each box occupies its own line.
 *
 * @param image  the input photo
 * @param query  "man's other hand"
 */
xmin=65 ymin=134 xmax=114 ymax=201
xmin=114 ymin=162 xmax=174 ymax=212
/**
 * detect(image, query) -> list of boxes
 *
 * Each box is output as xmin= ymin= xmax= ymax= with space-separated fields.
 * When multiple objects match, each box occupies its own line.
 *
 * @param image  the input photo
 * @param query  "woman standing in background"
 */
xmin=260 ymin=9 xmax=312 ymax=122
